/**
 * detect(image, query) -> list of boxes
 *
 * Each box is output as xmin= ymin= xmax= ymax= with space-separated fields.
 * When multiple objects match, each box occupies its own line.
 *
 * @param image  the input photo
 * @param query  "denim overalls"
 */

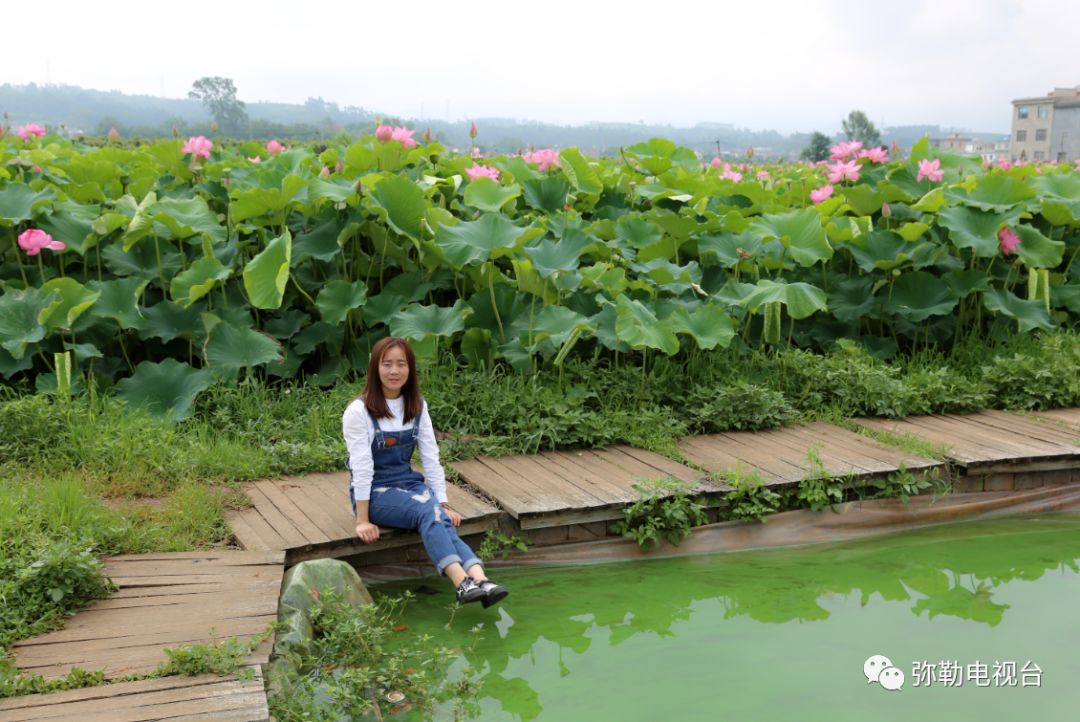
xmin=348 ymin=401 xmax=482 ymax=576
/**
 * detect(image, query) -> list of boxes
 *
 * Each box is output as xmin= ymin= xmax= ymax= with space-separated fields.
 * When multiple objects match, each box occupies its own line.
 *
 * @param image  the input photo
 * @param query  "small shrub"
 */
xmin=718 ymin=466 xmax=783 ymax=522
xmin=476 ymin=531 xmax=528 ymax=561
xmin=612 ymin=478 xmax=708 ymax=549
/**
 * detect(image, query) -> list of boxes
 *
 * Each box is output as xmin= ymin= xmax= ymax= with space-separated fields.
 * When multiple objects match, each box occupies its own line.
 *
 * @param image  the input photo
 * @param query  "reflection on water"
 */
xmin=375 ymin=513 xmax=1080 ymax=721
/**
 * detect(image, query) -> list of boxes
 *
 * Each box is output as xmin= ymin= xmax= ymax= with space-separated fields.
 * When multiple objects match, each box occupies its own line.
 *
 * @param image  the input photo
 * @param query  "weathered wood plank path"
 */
xmin=0 ymin=667 xmax=269 ymax=721
xmin=853 ymin=410 xmax=1080 ymax=472
xmin=227 ymin=471 xmax=501 ymax=561
xmin=678 ymin=420 xmax=943 ymax=484
xmin=451 ymin=445 xmax=722 ymax=528
xmin=11 ymin=551 xmax=283 ymax=681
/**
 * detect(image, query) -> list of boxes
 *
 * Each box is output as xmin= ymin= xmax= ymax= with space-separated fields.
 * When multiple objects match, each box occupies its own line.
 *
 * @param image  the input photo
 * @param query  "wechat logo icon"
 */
xmin=864 ymin=654 xmax=905 ymax=691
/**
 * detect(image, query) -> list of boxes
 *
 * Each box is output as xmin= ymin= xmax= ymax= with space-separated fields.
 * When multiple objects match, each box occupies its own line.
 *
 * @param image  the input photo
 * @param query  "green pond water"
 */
xmin=374 ymin=513 xmax=1080 ymax=722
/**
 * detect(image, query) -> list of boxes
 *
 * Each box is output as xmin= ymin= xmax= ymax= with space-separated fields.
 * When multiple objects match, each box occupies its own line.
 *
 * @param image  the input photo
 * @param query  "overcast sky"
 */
xmin=9 ymin=0 xmax=1077 ymax=134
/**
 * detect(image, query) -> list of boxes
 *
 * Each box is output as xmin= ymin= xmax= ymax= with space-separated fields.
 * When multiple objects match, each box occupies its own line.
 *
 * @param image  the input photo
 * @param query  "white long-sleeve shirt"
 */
xmin=342 ymin=396 xmax=449 ymax=504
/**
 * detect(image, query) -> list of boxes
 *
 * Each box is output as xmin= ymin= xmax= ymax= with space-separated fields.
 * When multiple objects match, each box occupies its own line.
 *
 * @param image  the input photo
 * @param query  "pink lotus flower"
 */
xmin=829 ymin=140 xmax=862 ymax=160
xmin=18 ymin=229 xmax=66 ymax=256
xmin=266 ymin=139 xmax=284 ymax=155
xmin=756 ymin=170 xmax=769 ymax=180
xmin=16 ymin=123 xmax=46 ymax=141
xmin=471 ymin=146 xmax=482 ymax=158
xmin=810 ymin=185 xmax=834 ymax=204
xmin=522 ymin=148 xmax=561 ymax=171
xmin=319 ymin=166 xmax=330 ymax=177
xmin=375 ymin=125 xmax=393 ymax=141
xmin=720 ymin=169 xmax=743 ymax=182
xmin=859 ymin=146 xmax=889 ymax=164
xmin=465 ymin=164 xmax=500 ymax=182
xmin=248 ymin=156 xmax=262 ymax=164
xmin=998 ymin=226 xmax=1021 ymax=256
xmin=391 ymin=127 xmax=417 ymax=149
xmin=107 ymin=127 xmax=120 ymax=141
xmin=181 ymin=135 xmax=213 ymax=160
xmin=917 ymin=158 xmax=944 ymax=183
xmin=827 ymin=159 xmax=860 ymax=183
xmin=710 ymin=156 xmax=723 ymax=169
xmin=996 ymin=159 xmax=1013 ymax=171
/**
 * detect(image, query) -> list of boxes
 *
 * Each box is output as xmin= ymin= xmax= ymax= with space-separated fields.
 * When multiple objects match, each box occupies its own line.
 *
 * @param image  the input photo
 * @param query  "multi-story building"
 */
xmin=929 ymin=133 xmax=1010 ymax=162
xmin=1011 ymin=86 xmax=1080 ymax=162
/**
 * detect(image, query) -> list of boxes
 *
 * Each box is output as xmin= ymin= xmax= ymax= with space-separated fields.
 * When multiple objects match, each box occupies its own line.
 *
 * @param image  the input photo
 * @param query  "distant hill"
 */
xmin=0 ymin=83 xmax=1006 ymax=159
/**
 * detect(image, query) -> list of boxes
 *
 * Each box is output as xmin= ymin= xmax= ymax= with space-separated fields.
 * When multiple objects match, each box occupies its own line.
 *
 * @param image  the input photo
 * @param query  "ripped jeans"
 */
xmin=364 ymin=480 xmax=482 ymax=576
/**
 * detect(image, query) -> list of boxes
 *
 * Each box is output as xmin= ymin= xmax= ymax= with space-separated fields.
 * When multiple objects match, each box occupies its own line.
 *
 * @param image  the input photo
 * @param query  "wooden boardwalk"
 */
xmin=450 ymin=445 xmax=722 ymax=528
xmin=12 ymin=551 xmax=283 ymax=680
xmin=1033 ymin=407 xmax=1080 ymax=434
xmin=678 ymin=421 xmax=944 ymax=485
xmin=853 ymin=410 xmax=1080 ymax=472
xmin=0 ymin=667 xmax=269 ymax=721
xmin=227 ymin=471 xmax=501 ymax=560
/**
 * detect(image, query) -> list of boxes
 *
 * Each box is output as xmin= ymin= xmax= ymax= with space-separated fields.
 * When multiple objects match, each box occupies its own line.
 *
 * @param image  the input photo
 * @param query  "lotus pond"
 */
xmin=376 ymin=513 xmax=1080 ymax=721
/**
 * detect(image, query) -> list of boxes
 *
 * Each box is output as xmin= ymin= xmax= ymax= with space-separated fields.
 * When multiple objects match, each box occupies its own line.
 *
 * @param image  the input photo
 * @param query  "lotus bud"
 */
xmin=469 ymin=122 xmax=478 ymax=140
xmin=335 ymin=159 xmax=344 ymax=173
xmin=210 ymin=120 xmax=218 ymax=133
xmin=172 ymin=124 xmax=179 ymax=137
xmin=319 ymin=165 xmax=330 ymax=177
xmin=881 ymin=202 xmax=891 ymax=218
xmin=423 ymin=127 xmax=431 ymax=143
xmin=108 ymin=127 xmax=120 ymax=141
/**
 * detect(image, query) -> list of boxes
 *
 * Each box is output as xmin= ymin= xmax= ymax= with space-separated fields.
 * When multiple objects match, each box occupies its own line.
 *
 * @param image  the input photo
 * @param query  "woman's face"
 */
xmin=378 ymin=345 xmax=409 ymax=398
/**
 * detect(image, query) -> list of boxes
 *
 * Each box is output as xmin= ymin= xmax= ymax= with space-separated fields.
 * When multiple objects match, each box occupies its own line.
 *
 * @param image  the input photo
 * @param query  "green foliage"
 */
xmin=268 ymin=589 xmax=479 ymax=722
xmin=476 ymin=530 xmax=528 ymax=561
xmin=4 ymin=131 xmax=1080 ymax=402
xmin=842 ymin=110 xmax=882 ymax=147
xmin=795 ymin=447 xmax=847 ymax=512
xmin=867 ymin=464 xmax=946 ymax=503
xmin=978 ymin=333 xmax=1080 ymax=409
xmin=612 ymin=478 xmax=708 ymax=549
xmin=719 ymin=466 xmax=783 ymax=522
xmin=801 ymin=131 xmax=832 ymax=162
xmin=188 ymin=76 xmax=247 ymax=132
xmin=155 ymin=626 xmax=273 ymax=677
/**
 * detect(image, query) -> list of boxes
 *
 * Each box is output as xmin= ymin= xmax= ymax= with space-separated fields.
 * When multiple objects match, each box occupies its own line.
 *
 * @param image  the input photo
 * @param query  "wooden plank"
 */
xmin=105 ymin=550 xmax=284 ymax=565
xmin=445 ymin=483 xmax=499 ymax=519
xmin=538 ymin=451 xmax=640 ymax=504
xmin=241 ymin=483 xmax=310 ymax=548
xmin=964 ymin=410 xmax=1080 ymax=447
xmin=253 ymin=479 xmax=332 ymax=544
xmin=479 ymin=456 xmax=594 ymax=512
xmin=275 ymin=479 xmax=354 ymax=541
xmin=448 ymin=459 xmax=531 ymax=517
xmin=451 ymin=457 xmax=553 ymax=516
xmin=796 ymin=422 xmax=941 ymax=470
xmin=697 ymin=432 xmax=808 ymax=482
xmin=514 ymin=451 xmax=633 ymax=505
xmin=736 ymin=425 xmax=879 ymax=477
xmin=580 ymin=447 xmax=687 ymax=486
xmin=852 ymin=416 xmax=984 ymax=463
xmin=929 ymin=413 xmax=1072 ymax=453
xmin=225 ymin=511 xmax=271 ymax=551
xmin=223 ymin=506 xmax=288 ymax=552
xmin=772 ymin=424 xmax=901 ymax=475
xmin=903 ymin=415 xmax=1063 ymax=459
xmin=676 ymin=435 xmax=791 ymax=484
xmin=1032 ymin=407 xmax=1080 ymax=432
xmin=613 ymin=446 xmax=706 ymax=485
xmin=0 ymin=669 xmax=268 ymax=721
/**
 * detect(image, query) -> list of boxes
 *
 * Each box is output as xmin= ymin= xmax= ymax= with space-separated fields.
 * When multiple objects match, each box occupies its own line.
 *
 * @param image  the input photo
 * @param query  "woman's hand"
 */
xmin=441 ymin=503 xmax=462 ymax=527
xmin=355 ymin=522 xmax=380 ymax=543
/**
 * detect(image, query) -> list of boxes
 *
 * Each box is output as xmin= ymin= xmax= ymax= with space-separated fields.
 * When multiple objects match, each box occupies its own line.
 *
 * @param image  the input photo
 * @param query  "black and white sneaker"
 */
xmin=455 ymin=576 xmax=486 ymax=605
xmin=479 ymin=579 xmax=509 ymax=608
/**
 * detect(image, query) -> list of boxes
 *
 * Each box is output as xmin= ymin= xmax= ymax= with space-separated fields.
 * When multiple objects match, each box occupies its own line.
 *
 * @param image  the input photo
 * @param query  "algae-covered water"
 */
xmin=374 ymin=513 xmax=1080 ymax=722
